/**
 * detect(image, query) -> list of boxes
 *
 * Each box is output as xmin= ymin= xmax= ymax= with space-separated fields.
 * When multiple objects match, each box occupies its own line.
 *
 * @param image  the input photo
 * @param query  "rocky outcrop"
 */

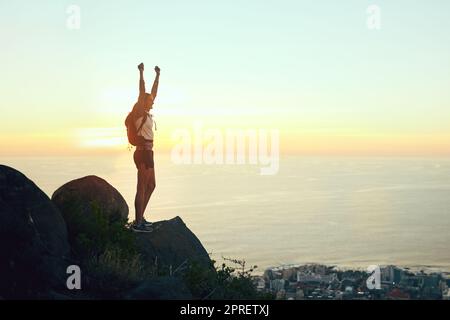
xmin=135 ymin=217 xmax=213 ymax=274
xmin=1 ymin=168 xmax=215 ymax=300
xmin=51 ymin=176 xmax=213 ymax=298
xmin=52 ymin=175 xmax=129 ymax=223
xmin=0 ymin=165 xmax=70 ymax=299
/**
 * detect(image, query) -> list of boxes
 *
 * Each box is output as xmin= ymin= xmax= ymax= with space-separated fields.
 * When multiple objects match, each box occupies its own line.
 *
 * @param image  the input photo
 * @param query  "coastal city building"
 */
xmin=258 ymin=264 xmax=449 ymax=300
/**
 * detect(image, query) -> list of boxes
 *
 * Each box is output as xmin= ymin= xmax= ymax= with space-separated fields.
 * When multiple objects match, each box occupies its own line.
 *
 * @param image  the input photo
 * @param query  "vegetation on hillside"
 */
xmin=62 ymin=202 xmax=272 ymax=299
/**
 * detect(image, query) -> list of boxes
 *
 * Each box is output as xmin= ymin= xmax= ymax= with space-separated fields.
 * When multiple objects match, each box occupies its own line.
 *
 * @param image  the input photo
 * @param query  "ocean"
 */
xmin=2 ymin=154 xmax=450 ymax=273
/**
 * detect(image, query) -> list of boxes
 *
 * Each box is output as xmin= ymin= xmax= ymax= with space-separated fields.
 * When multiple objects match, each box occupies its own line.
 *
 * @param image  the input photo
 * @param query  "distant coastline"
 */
xmin=265 ymin=263 xmax=450 ymax=274
xmin=256 ymin=264 xmax=450 ymax=300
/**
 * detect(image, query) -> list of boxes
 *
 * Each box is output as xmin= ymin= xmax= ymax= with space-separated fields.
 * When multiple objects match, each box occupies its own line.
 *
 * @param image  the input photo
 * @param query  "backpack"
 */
xmin=125 ymin=111 xmax=148 ymax=146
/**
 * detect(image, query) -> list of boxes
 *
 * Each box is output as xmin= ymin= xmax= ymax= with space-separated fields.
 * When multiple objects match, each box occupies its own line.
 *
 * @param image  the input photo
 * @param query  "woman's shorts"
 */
xmin=134 ymin=149 xmax=154 ymax=169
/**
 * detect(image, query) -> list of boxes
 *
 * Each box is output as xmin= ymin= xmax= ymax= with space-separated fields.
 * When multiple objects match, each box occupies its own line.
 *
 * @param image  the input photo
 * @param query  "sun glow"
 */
xmin=76 ymin=127 xmax=127 ymax=149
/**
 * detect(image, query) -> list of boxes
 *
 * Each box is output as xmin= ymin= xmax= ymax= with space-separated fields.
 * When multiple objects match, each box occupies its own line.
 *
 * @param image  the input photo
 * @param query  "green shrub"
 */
xmin=63 ymin=201 xmax=153 ymax=297
xmin=84 ymin=247 xmax=153 ymax=297
xmin=183 ymin=257 xmax=274 ymax=300
xmin=63 ymin=201 xmax=136 ymax=259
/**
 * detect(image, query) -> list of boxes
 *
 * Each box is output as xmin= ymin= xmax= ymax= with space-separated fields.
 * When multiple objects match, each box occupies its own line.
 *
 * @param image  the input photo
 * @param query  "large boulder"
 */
xmin=135 ymin=216 xmax=213 ymax=274
xmin=0 ymin=165 xmax=70 ymax=299
xmin=52 ymin=175 xmax=128 ymax=224
xmin=51 ymin=176 xmax=129 ymax=261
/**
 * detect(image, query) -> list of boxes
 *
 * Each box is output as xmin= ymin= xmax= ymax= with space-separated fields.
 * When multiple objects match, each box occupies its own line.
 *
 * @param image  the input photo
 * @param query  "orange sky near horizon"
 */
xmin=2 ymin=124 xmax=450 ymax=158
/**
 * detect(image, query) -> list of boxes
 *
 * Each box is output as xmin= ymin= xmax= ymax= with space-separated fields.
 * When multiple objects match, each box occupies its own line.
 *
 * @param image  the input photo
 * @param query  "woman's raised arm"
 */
xmin=138 ymin=63 xmax=146 ymax=103
xmin=151 ymin=66 xmax=160 ymax=100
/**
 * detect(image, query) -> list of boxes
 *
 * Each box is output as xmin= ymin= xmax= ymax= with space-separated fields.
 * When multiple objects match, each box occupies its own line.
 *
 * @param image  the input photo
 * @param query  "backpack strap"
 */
xmin=137 ymin=113 xmax=148 ymax=134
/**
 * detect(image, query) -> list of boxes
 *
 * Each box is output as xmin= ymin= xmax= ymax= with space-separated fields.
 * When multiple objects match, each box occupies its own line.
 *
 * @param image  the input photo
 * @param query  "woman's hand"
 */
xmin=138 ymin=63 xmax=144 ymax=72
xmin=154 ymin=66 xmax=160 ymax=75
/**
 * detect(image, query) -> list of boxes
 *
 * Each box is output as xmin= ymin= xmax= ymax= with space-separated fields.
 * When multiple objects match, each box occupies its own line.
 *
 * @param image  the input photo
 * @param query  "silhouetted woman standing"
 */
xmin=130 ymin=63 xmax=160 ymax=232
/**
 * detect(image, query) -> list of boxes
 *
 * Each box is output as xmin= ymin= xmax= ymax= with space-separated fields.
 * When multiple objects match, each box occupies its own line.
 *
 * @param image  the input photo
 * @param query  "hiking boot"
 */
xmin=142 ymin=218 xmax=153 ymax=227
xmin=131 ymin=222 xmax=153 ymax=233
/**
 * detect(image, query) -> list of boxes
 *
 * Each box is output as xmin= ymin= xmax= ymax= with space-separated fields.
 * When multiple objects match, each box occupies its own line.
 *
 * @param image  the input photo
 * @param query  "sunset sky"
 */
xmin=1 ymin=0 xmax=450 ymax=156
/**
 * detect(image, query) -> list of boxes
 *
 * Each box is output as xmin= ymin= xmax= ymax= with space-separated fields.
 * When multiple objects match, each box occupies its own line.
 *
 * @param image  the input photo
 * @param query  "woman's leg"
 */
xmin=142 ymin=168 xmax=156 ymax=217
xmin=135 ymin=164 xmax=152 ymax=223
